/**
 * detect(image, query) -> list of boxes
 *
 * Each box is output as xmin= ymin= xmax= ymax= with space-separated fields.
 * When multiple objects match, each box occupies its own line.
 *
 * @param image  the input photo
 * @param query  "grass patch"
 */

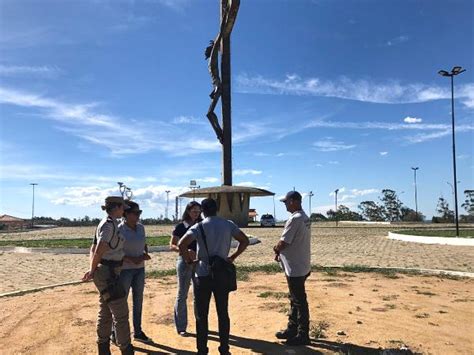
xmin=310 ymin=320 xmax=330 ymax=339
xmin=257 ymin=291 xmax=288 ymax=299
xmin=394 ymin=229 xmax=474 ymax=238
xmin=145 ymin=263 xmax=465 ymax=282
xmin=0 ymin=235 xmax=170 ymax=248
xmin=415 ymin=290 xmax=437 ymax=296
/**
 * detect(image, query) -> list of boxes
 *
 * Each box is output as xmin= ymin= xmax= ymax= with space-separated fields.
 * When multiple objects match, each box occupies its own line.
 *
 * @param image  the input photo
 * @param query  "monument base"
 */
xmin=180 ymin=185 xmax=274 ymax=227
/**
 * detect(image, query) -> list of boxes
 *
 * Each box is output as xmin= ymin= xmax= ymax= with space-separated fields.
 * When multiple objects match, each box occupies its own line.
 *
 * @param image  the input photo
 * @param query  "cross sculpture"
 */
xmin=205 ymin=0 xmax=240 ymax=186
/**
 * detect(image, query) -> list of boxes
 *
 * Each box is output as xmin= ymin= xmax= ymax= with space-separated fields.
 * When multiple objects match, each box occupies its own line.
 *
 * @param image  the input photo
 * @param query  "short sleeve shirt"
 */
xmin=119 ymin=222 xmax=146 ymax=270
xmin=279 ymin=210 xmax=311 ymax=277
xmin=187 ymin=216 xmax=241 ymax=277
xmin=95 ymin=217 xmax=125 ymax=261
xmin=173 ymin=221 xmax=197 ymax=252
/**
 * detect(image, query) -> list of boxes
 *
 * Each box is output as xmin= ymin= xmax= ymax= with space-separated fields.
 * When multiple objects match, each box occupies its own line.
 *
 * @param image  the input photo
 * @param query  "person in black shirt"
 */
xmin=169 ymin=201 xmax=202 ymax=335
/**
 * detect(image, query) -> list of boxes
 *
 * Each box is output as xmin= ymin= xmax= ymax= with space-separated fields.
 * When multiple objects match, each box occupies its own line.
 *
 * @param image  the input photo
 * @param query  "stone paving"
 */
xmin=0 ymin=225 xmax=473 ymax=293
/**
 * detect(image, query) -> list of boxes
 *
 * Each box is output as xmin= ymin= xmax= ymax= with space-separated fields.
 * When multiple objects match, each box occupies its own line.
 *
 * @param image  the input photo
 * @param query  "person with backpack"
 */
xmin=178 ymin=198 xmax=249 ymax=355
xmin=169 ymin=201 xmax=202 ymax=336
xmin=82 ymin=196 xmax=134 ymax=355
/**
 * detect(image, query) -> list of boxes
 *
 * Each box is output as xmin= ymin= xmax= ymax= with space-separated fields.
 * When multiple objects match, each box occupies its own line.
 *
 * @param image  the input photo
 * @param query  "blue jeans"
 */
xmin=120 ymin=267 xmax=145 ymax=336
xmin=174 ymin=256 xmax=195 ymax=333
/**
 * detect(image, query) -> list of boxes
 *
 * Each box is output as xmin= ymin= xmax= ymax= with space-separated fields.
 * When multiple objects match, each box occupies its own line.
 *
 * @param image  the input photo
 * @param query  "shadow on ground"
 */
xmin=132 ymin=331 xmax=417 ymax=354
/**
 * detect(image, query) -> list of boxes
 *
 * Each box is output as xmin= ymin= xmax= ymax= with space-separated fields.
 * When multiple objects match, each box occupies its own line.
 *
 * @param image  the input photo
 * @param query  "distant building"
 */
xmin=0 ymin=214 xmax=29 ymax=231
xmin=248 ymin=209 xmax=258 ymax=222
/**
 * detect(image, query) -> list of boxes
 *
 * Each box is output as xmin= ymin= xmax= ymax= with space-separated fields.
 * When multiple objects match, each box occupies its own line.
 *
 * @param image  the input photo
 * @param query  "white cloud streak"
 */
xmin=0 ymin=64 xmax=62 ymax=78
xmin=404 ymin=116 xmax=422 ymax=124
xmin=234 ymin=169 xmax=262 ymax=176
xmin=313 ymin=138 xmax=356 ymax=152
xmin=306 ymin=119 xmax=473 ymax=144
xmin=236 ymin=73 xmax=474 ymax=108
xmin=0 ymin=86 xmax=220 ymax=156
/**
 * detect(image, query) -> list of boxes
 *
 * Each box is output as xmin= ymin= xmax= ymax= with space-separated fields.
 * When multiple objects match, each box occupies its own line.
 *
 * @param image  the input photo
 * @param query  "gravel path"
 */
xmin=0 ymin=224 xmax=472 ymax=293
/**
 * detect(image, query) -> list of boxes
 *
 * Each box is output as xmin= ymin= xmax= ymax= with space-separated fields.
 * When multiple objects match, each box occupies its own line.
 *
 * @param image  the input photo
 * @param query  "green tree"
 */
xmin=400 ymin=207 xmax=424 ymax=222
xmin=433 ymin=197 xmax=454 ymax=223
xmin=358 ymin=201 xmax=385 ymax=221
xmin=380 ymin=189 xmax=403 ymax=221
xmin=310 ymin=213 xmax=327 ymax=222
xmin=461 ymin=190 xmax=474 ymax=215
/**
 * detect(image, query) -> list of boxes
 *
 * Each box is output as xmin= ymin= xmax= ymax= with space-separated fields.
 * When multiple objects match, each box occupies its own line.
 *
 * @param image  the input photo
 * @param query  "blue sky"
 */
xmin=0 ymin=0 xmax=473 ymax=220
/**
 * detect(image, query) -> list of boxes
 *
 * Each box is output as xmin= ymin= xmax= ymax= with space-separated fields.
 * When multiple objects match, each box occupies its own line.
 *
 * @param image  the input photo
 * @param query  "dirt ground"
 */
xmin=1 ymin=271 xmax=473 ymax=355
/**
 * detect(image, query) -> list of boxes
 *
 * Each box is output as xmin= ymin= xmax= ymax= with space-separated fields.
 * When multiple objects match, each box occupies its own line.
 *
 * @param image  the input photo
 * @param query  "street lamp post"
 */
xmin=30 ymin=183 xmax=38 ymax=228
xmin=165 ymin=190 xmax=171 ymax=220
xmin=411 ymin=167 xmax=419 ymax=218
xmin=438 ymin=66 xmax=466 ymax=237
xmin=308 ymin=191 xmax=314 ymax=218
xmin=334 ymin=189 xmax=339 ymax=227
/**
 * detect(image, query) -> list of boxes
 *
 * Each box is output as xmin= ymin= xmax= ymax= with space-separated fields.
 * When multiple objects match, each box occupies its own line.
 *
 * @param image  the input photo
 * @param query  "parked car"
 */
xmin=260 ymin=214 xmax=276 ymax=227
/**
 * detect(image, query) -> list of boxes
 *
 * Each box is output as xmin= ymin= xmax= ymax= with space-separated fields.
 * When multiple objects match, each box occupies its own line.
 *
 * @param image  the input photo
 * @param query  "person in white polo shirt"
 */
xmin=273 ymin=190 xmax=311 ymax=346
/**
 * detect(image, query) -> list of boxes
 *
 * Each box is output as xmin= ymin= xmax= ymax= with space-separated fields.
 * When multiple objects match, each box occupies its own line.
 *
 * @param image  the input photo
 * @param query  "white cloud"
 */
xmin=199 ymin=177 xmax=219 ymax=183
xmin=0 ymin=64 xmax=62 ymax=78
xmin=379 ymin=151 xmax=388 ymax=156
xmin=328 ymin=161 xmax=340 ymax=165
xmin=329 ymin=187 xmax=378 ymax=200
xmin=306 ymin=119 xmax=473 ymax=144
xmin=235 ymin=181 xmax=257 ymax=187
xmin=313 ymin=138 xmax=356 ymax=152
xmin=386 ymin=35 xmax=409 ymax=46
xmin=0 ymin=86 xmax=221 ymax=156
xmin=50 ymin=183 xmax=191 ymax=217
xmin=404 ymin=116 xmax=423 ymax=124
xmin=236 ymin=73 xmax=474 ymax=108
xmin=234 ymin=169 xmax=262 ymax=176
xmin=172 ymin=115 xmax=205 ymax=125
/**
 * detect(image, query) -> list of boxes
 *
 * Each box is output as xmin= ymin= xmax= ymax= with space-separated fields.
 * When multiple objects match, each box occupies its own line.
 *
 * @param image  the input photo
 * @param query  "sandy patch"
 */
xmin=0 ymin=272 xmax=473 ymax=354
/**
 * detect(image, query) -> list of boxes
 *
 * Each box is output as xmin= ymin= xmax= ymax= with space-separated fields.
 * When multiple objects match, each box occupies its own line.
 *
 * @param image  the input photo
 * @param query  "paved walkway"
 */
xmin=0 ymin=226 xmax=472 ymax=293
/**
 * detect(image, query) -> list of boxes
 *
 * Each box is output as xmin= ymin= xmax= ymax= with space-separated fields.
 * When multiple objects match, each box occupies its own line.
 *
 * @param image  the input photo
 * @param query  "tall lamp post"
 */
xmin=438 ymin=66 xmax=466 ymax=237
xmin=165 ymin=190 xmax=171 ymax=220
xmin=30 ymin=183 xmax=38 ymax=228
xmin=334 ymin=188 xmax=339 ymax=227
xmin=411 ymin=167 xmax=419 ymax=218
xmin=308 ymin=191 xmax=314 ymax=219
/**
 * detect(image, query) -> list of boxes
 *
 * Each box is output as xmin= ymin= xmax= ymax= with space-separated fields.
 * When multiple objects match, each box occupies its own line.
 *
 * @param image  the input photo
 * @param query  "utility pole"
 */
xmin=334 ymin=189 xmax=339 ymax=227
xmin=165 ymin=190 xmax=171 ymax=220
xmin=308 ymin=191 xmax=314 ymax=218
xmin=175 ymin=196 xmax=179 ymax=222
xmin=411 ymin=167 xmax=419 ymax=218
xmin=30 ymin=183 xmax=38 ymax=228
xmin=438 ymin=66 xmax=466 ymax=237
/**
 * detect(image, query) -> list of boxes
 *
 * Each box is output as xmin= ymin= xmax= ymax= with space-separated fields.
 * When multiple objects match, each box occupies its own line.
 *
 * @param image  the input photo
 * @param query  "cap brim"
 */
xmin=279 ymin=197 xmax=288 ymax=202
xmin=123 ymin=202 xmax=130 ymax=210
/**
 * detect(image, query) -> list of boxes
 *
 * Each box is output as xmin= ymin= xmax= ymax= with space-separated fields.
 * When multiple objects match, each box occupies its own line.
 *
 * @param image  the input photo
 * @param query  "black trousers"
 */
xmin=193 ymin=276 xmax=230 ymax=354
xmin=286 ymin=272 xmax=310 ymax=336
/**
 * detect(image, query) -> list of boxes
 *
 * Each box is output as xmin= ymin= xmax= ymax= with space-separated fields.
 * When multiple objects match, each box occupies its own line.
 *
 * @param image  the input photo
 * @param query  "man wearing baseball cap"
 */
xmin=273 ymin=190 xmax=311 ymax=346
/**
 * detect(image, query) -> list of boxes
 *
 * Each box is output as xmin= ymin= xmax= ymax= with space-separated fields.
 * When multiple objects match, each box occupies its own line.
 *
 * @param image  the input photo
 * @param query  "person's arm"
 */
xmin=178 ymin=231 xmax=197 ymax=264
xmin=83 ymin=241 xmax=110 ymax=281
xmin=170 ymin=235 xmax=180 ymax=252
xmin=89 ymin=244 xmax=96 ymax=260
xmin=228 ymin=230 xmax=249 ymax=263
xmin=273 ymin=216 xmax=297 ymax=260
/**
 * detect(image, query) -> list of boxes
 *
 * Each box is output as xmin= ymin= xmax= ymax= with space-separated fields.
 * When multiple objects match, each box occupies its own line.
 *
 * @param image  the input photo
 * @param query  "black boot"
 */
xmin=98 ymin=342 xmax=111 ymax=355
xmin=275 ymin=328 xmax=297 ymax=339
xmin=120 ymin=343 xmax=134 ymax=355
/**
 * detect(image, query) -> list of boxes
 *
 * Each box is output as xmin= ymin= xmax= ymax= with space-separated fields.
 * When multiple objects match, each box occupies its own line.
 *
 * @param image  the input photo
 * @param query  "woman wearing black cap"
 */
xmin=82 ymin=196 xmax=134 ymax=355
xmin=117 ymin=201 xmax=152 ymax=344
